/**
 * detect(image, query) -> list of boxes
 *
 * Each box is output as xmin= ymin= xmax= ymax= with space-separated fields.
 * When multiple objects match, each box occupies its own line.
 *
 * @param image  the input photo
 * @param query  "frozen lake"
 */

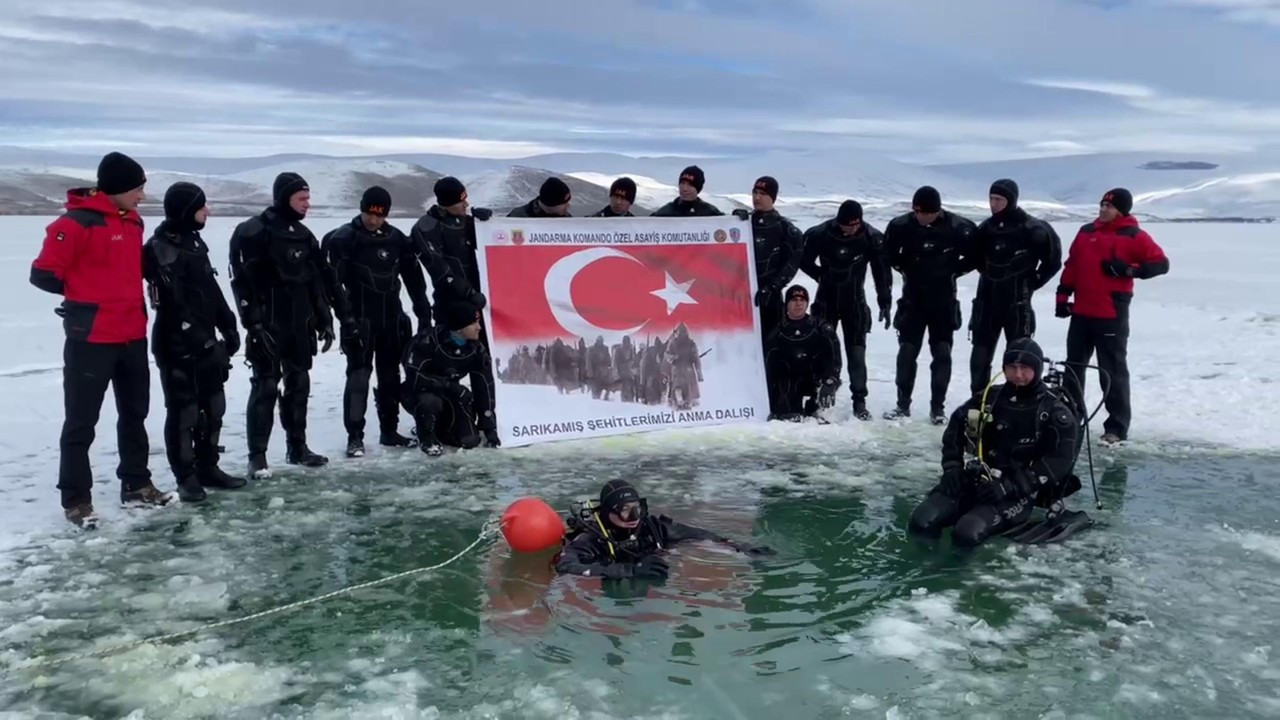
xmin=0 ymin=214 xmax=1278 ymax=718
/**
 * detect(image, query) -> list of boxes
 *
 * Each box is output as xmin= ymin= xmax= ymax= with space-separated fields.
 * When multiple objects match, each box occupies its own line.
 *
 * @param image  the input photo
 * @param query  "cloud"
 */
xmin=0 ymin=0 xmax=1277 ymax=164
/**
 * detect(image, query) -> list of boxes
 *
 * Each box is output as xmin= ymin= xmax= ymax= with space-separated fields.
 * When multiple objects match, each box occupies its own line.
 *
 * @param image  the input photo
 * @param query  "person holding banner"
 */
xmin=410 ymin=177 xmax=490 ymax=343
xmin=732 ymin=176 xmax=804 ymax=346
xmin=590 ymin=177 xmax=637 ymax=217
xmin=508 ymin=177 xmax=573 ymax=218
xmin=401 ymin=301 xmax=500 ymax=456
xmin=651 ymin=166 xmax=724 ymax=216
xmin=764 ymin=285 xmax=843 ymax=420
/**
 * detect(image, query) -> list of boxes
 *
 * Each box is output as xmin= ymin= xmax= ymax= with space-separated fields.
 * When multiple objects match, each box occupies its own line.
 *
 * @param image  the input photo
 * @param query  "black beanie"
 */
xmin=163 ymin=181 xmax=207 ymax=231
xmin=539 ymin=177 xmax=572 ymax=207
xmin=442 ymin=301 xmax=479 ymax=331
xmin=990 ymin=178 xmax=1019 ymax=208
xmin=679 ymin=165 xmax=705 ymax=193
xmin=785 ymin=284 xmax=809 ymax=303
xmin=836 ymin=200 xmax=863 ymax=225
xmin=361 ymin=185 xmax=391 ymax=216
xmin=1102 ymin=187 xmax=1133 ymax=216
xmin=599 ymin=479 xmax=640 ymax=513
xmin=610 ymin=176 xmax=637 ymax=203
xmin=96 ymin=152 xmax=146 ymax=196
xmin=272 ymin=172 xmax=309 ymax=209
xmin=912 ymin=186 xmax=942 ymax=213
xmin=1002 ymin=337 xmax=1044 ymax=379
xmin=434 ymin=176 xmax=467 ymax=207
xmin=753 ymin=175 xmax=779 ymax=201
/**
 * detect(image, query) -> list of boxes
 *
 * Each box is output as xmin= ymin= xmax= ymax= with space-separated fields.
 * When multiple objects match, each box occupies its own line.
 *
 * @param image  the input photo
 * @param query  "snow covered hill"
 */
xmin=1 ymin=146 xmax=1277 ymax=221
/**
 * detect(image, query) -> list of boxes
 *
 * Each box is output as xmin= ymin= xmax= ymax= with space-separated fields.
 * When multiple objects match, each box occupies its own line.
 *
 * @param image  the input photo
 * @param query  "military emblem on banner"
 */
xmin=512 ymin=229 xmax=525 ymax=246
xmin=493 ymin=230 xmax=508 ymax=244
xmin=729 ymin=228 xmax=741 ymax=242
xmin=714 ymin=229 xmax=727 ymax=243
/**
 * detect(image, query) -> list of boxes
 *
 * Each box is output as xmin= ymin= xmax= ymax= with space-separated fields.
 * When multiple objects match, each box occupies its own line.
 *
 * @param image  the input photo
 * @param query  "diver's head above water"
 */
xmin=599 ymin=479 xmax=645 ymax=532
xmin=1002 ymin=337 xmax=1044 ymax=388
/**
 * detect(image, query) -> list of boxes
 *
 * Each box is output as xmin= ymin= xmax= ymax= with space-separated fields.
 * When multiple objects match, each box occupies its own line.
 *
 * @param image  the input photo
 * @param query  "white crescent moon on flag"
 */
xmin=544 ymin=247 xmax=647 ymax=342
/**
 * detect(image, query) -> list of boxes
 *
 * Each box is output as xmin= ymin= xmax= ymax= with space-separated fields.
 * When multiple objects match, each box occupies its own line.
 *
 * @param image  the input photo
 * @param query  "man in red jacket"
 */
xmin=30 ymin=151 xmax=174 ymax=529
xmin=1055 ymin=188 xmax=1169 ymax=444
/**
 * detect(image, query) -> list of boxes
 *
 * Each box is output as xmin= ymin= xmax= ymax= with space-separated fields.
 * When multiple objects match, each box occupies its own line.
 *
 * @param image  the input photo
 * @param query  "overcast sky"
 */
xmin=1 ymin=0 xmax=1278 ymax=163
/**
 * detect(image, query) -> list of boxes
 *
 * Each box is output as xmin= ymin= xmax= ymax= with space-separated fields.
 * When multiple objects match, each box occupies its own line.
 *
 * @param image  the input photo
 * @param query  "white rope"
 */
xmin=5 ymin=517 xmax=500 ymax=674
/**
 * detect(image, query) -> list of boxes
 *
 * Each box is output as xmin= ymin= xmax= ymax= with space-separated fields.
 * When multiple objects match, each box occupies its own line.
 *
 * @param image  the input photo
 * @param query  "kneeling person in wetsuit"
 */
xmin=555 ymin=480 xmax=772 ymax=580
xmin=400 ymin=302 xmax=499 ymax=456
xmin=764 ymin=284 xmax=843 ymax=420
xmin=908 ymin=338 xmax=1085 ymax=547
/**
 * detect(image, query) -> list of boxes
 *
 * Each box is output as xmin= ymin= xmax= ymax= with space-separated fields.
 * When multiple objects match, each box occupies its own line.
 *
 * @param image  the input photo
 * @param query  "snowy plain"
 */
xmin=1 ymin=212 xmax=1279 ymax=718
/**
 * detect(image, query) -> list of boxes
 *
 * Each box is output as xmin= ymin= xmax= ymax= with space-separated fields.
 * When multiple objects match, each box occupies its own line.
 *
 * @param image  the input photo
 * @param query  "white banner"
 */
xmin=475 ymin=216 xmax=770 ymax=447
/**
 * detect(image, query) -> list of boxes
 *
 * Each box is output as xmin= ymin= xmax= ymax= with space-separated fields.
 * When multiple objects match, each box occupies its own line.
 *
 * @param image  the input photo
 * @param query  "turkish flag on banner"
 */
xmin=486 ymin=243 xmax=756 ymax=343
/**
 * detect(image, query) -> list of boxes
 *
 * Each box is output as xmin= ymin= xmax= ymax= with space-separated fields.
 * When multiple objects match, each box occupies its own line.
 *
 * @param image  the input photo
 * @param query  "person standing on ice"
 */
xmin=400 ymin=302 xmax=499 ymax=456
xmin=967 ymin=179 xmax=1062 ymax=395
xmin=29 ymin=151 xmax=173 ymax=527
xmin=508 ymin=177 xmax=573 ymax=217
xmin=229 ymin=172 xmax=357 ymax=477
xmin=1055 ymin=188 xmax=1169 ymax=444
xmin=650 ymin=165 xmax=723 ymax=216
xmin=321 ymin=186 xmax=430 ymax=459
xmin=732 ymin=176 xmax=804 ymax=350
xmin=799 ymin=199 xmax=894 ymax=421
xmin=144 ymin=182 xmax=247 ymax=503
xmin=590 ymin=177 xmax=637 ymax=217
xmin=764 ymin=285 xmax=842 ymax=420
xmin=410 ymin=177 xmax=490 ymax=345
xmin=883 ymin=186 xmax=978 ymax=424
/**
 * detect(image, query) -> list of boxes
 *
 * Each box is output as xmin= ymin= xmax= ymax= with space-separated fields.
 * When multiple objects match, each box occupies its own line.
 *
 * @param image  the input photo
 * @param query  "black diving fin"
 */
xmin=1001 ymin=509 xmax=1094 ymax=545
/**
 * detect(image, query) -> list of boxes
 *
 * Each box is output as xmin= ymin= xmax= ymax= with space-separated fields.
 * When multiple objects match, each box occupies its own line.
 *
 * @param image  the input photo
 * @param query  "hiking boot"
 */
xmin=198 ymin=465 xmax=247 ymax=490
xmin=853 ymin=402 xmax=871 ymax=421
xmin=418 ymin=430 xmax=443 ymax=457
xmin=930 ymin=407 xmax=947 ymax=426
xmin=883 ymin=405 xmax=910 ymax=420
xmin=176 ymin=475 xmax=207 ymax=503
xmin=287 ymin=445 xmax=329 ymax=467
xmin=379 ymin=430 xmax=416 ymax=448
xmin=346 ymin=437 xmax=366 ymax=458
xmin=249 ymin=453 xmax=272 ymax=480
xmin=64 ymin=503 xmax=99 ymax=529
xmin=120 ymin=484 xmax=177 ymax=508
xmin=1100 ymin=432 xmax=1123 ymax=445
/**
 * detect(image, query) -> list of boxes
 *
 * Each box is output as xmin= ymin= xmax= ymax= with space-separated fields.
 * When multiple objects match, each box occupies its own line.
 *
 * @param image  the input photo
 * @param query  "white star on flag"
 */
xmin=650 ymin=271 xmax=697 ymax=315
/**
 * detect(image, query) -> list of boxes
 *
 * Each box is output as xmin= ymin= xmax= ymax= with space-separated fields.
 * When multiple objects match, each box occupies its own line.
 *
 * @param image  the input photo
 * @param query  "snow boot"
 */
xmin=853 ymin=402 xmax=871 ymax=421
xmin=176 ymin=475 xmax=206 ymax=503
xmin=346 ymin=437 xmax=366 ymax=458
xmin=198 ymin=465 xmax=247 ymax=490
xmin=249 ymin=453 xmax=272 ymax=480
xmin=418 ymin=429 xmax=443 ymax=457
xmin=287 ymin=444 xmax=329 ymax=467
xmin=379 ymin=430 xmax=416 ymax=448
xmin=883 ymin=405 xmax=910 ymax=420
xmin=121 ymin=484 xmax=177 ymax=508
xmin=64 ymin=503 xmax=99 ymax=530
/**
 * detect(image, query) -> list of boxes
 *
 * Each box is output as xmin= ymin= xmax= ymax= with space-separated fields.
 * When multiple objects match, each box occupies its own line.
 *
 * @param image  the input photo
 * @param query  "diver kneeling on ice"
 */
xmin=908 ymin=338 xmax=1091 ymax=546
xmin=555 ymin=480 xmax=774 ymax=580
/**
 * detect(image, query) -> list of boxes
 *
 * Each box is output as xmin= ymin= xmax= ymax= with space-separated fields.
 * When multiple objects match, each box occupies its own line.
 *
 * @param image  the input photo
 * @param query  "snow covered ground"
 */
xmin=1 ymin=214 xmax=1278 ymax=718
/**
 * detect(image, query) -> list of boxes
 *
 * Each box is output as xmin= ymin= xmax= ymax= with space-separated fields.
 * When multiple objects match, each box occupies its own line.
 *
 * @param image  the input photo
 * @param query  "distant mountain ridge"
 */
xmin=0 ymin=146 xmax=1276 ymax=222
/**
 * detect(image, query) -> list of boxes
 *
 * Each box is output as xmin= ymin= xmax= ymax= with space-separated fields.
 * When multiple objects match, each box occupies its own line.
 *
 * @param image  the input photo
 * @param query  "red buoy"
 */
xmin=500 ymin=498 xmax=566 ymax=553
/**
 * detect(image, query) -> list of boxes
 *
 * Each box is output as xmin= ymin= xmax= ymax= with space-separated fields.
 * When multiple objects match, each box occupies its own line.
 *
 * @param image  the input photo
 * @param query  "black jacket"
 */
xmin=409 ymin=206 xmax=487 ymax=310
xmin=746 ymin=209 xmax=804 ymax=297
xmin=321 ymin=216 xmax=430 ymax=327
xmin=972 ymin=208 xmax=1062 ymax=302
xmin=403 ymin=325 xmax=496 ymax=431
xmin=651 ymin=198 xmax=723 ymax=216
xmin=228 ymin=207 xmax=348 ymax=333
xmin=555 ymin=513 xmax=730 ymax=577
xmin=591 ymin=206 xmax=634 ymax=217
xmin=800 ymin=218 xmax=893 ymax=313
xmin=884 ymin=210 xmax=978 ymax=302
xmin=508 ymin=199 xmax=569 ymax=218
xmin=941 ymin=381 xmax=1079 ymax=501
xmin=144 ymin=221 xmax=238 ymax=360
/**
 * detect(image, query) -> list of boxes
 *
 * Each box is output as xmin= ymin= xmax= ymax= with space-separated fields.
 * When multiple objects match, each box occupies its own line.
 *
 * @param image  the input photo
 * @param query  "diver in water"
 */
xmin=907 ymin=337 xmax=1092 ymax=547
xmin=554 ymin=480 xmax=773 ymax=580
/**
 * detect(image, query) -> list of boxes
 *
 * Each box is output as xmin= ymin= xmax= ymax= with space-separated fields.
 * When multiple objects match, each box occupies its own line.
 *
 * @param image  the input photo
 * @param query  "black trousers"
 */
xmin=343 ymin=316 xmax=408 ymax=440
xmin=157 ymin=346 xmax=230 ymax=480
xmin=815 ymin=299 xmax=871 ymax=404
xmin=58 ymin=338 xmax=151 ymax=508
xmin=1065 ymin=315 xmax=1131 ymax=439
xmin=246 ymin=346 xmax=313 ymax=455
xmin=402 ymin=387 xmax=480 ymax=448
xmin=893 ymin=297 xmax=959 ymax=412
xmin=908 ymin=477 xmax=1033 ymax=547
xmin=968 ymin=296 xmax=1035 ymax=394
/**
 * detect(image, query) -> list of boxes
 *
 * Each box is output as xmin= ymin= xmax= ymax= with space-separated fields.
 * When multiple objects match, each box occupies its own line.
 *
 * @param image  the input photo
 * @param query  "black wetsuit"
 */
xmin=409 ymin=206 xmax=489 ymax=341
xmin=651 ymin=198 xmax=723 ymax=216
xmin=555 ymin=513 xmax=733 ymax=578
xmin=748 ymin=209 xmax=804 ymax=343
xmin=400 ymin=325 xmax=496 ymax=449
xmin=764 ymin=313 xmax=843 ymax=417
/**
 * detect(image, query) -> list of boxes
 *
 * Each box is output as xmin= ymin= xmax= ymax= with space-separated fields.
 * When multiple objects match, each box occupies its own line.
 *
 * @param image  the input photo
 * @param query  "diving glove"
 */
xmin=633 ymin=554 xmax=670 ymax=579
